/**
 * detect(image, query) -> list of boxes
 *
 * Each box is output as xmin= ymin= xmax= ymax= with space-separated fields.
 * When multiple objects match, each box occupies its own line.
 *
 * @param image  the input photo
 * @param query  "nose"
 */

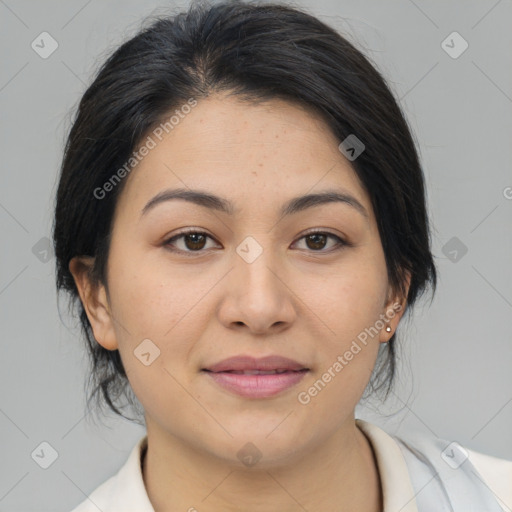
xmin=216 ymin=241 xmax=297 ymax=335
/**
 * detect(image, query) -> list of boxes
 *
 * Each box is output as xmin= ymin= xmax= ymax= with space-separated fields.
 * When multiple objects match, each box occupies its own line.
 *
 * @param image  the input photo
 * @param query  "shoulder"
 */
xmin=69 ymin=435 xmax=154 ymax=512
xmin=357 ymin=419 xmax=512 ymax=512
xmin=69 ymin=473 xmax=118 ymax=512
xmin=466 ymin=447 xmax=512 ymax=510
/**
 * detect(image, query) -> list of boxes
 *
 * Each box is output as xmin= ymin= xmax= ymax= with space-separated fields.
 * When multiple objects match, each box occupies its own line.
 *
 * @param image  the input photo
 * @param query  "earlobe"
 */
xmin=379 ymin=299 xmax=406 ymax=343
xmin=380 ymin=272 xmax=411 ymax=343
xmin=68 ymin=256 xmax=119 ymax=351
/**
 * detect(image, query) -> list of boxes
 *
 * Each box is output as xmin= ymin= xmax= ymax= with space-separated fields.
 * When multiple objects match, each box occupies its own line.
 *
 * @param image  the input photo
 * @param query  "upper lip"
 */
xmin=203 ymin=355 xmax=309 ymax=373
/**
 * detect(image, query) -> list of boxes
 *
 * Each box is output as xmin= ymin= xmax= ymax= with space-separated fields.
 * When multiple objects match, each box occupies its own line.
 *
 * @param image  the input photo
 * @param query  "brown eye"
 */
xmin=164 ymin=231 xmax=217 ymax=253
xmin=294 ymin=231 xmax=346 ymax=252
xmin=305 ymin=233 xmax=328 ymax=250
xmin=164 ymin=229 xmax=347 ymax=255
xmin=182 ymin=233 xmax=207 ymax=250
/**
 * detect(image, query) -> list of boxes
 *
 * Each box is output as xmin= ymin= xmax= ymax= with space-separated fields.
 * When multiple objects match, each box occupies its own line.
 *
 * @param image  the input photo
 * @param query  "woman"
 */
xmin=53 ymin=1 xmax=511 ymax=510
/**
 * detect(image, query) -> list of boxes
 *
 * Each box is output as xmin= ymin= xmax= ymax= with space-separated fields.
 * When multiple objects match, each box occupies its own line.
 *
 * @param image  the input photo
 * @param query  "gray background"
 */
xmin=1 ymin=0 xmax=511 ymax=510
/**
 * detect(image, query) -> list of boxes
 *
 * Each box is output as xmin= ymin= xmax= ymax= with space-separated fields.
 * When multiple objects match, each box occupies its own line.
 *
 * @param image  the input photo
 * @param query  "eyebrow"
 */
xmin=140 ymin=187 xmax=369 ymax=220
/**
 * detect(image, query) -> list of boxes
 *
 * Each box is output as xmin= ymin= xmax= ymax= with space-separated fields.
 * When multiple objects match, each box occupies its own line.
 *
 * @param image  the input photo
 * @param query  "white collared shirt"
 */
xmin=70 ymin=420 xmax=512 ymax=511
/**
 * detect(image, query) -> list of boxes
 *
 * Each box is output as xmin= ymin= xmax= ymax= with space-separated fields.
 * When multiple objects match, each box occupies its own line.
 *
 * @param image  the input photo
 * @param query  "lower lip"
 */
xmin=203 ymin=370 xmax=308 ymax=398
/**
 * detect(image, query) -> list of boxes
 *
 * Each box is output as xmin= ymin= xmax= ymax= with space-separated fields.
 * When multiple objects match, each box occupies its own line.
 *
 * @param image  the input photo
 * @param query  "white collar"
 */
xmin=356 ymin=419 xmax=419 ymax=512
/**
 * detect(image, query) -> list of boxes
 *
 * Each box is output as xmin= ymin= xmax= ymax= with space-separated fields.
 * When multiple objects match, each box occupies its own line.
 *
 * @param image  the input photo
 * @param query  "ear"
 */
xmin=68 ymin=256 xmax=119 ymax=351
xmin=379 ymin=271 xmax=411 ymax=343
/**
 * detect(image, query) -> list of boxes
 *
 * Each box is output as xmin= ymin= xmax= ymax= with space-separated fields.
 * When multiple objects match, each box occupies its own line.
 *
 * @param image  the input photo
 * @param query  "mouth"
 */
xmin=205 ymin=369 xmax=305 ymax=375
xmin=202 ymin=354 xmax=308 ymax=373
xmin=202 ymin=369 xmax=309 ymax=399
xmin=201 ymin=355 xmax=310 ymax=398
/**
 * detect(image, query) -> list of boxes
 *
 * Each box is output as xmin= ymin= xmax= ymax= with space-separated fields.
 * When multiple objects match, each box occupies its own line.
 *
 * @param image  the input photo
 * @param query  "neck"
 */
xmin=141 ymin=418 xmax=382 ymax=512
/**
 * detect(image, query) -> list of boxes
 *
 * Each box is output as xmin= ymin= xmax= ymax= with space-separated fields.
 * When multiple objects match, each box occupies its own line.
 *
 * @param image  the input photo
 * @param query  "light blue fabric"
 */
xmin=395 ymin=433 xmax=505 ymax=512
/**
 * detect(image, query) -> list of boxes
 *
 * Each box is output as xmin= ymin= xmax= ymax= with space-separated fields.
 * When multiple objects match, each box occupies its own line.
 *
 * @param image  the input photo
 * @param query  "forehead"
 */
xmin=114 ymin=94 xmax=372 ymax=222
xmin=170 ymin=95 xmax=343 ymax=165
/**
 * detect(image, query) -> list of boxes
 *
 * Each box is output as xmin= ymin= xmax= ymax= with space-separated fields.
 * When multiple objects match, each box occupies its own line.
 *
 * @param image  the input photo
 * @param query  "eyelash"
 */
xmin=163 ymin=227 xmax=348 ymax=255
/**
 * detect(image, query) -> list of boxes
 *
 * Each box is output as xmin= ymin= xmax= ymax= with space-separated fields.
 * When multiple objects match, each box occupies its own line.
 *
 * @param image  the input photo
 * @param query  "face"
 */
xmin=72 ymin=93 xmax=407 ymax=467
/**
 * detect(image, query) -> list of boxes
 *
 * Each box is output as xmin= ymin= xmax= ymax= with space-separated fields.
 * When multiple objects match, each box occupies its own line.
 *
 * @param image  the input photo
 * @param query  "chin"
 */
xmin=206 ymin=421 xmax=314 ymax=469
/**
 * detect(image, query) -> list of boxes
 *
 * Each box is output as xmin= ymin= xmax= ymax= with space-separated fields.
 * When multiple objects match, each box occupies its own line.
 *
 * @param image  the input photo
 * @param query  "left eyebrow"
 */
xmin=140 ymin=187 xmax=369 ymax=220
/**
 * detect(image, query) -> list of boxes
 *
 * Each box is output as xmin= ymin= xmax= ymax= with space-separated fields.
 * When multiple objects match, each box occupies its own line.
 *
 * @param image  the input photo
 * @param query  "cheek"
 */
xmin=303 ymin=252 xmax=388 ymax=393
xmin=307 ymin=252 xmax=388 ymax=342
xmin=107 ymin=250 xmax=213 ymax=373
xmin=109 ymin=261 xmax=202 ymax=416
xmin=107 ymin=244 xmax=193 ymax=339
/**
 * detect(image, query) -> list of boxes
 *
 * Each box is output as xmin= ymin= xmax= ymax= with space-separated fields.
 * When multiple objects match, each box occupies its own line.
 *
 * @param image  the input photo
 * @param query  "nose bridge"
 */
xmin=234 ymin=233 xmax=282 ymax=296
xmin=219 ymin=232 xmax=295 ymax=332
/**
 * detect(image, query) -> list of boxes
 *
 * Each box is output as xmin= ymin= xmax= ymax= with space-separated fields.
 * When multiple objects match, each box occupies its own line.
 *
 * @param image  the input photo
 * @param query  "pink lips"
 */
xmin=202 ymin=355 xmax=309 ymax=399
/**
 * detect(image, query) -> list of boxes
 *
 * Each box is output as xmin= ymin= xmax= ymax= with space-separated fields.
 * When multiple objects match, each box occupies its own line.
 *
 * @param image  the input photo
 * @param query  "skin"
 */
xmin=70 ymin=92 xmax=409 ymax=512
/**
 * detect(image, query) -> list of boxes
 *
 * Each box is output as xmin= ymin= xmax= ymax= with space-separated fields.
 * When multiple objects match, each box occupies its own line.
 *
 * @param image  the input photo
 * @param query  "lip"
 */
xmin=204 ymin=370 xmax=308 ymax=398
xmin=203 ymin=355 xmax=308 ymax=373
xmin=202 ymin=355 xmax=310 ymax=399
